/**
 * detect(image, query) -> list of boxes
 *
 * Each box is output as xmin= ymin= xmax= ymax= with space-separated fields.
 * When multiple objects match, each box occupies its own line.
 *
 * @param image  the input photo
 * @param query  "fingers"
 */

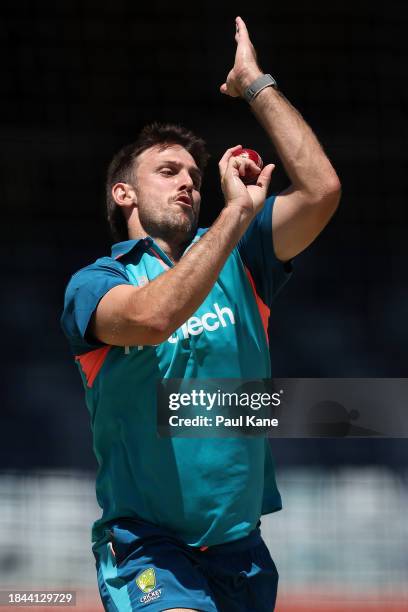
xmin=237 ymin=158 xmax=262 ymax=179
xmin=221 ymin=17 xmax=256 ymax=99
xmin=219 ymin=146 xmax=268 ymax=184
xmin=235 ymin=16 xmax=245 ymax=33
xmin=218 ymin=145 xmax=242 ymax=177
xmin=255 ymin=163 xmax=275 ymax=192
xmin=223 ymin=156 xmax=263 ymax=186
xmin=235 ymin=16 xmax=249 ymax=42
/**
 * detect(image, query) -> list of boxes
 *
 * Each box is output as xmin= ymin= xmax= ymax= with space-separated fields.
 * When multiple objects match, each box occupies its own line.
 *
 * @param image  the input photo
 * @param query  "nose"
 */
xmin=178 ymin=169 xmax=194 ymax=192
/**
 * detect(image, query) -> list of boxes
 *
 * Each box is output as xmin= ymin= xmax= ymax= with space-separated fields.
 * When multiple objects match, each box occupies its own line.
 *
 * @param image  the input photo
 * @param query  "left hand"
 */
xmin=219 ymin=145 xmax=275 ymax=217
xmin=220 ymin=16 xmax=263 ymax=98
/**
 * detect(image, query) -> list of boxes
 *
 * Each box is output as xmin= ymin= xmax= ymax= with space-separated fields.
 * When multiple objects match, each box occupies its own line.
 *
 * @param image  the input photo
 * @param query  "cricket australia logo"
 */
xmin=136 ymin=568 xmax=162 ymax=605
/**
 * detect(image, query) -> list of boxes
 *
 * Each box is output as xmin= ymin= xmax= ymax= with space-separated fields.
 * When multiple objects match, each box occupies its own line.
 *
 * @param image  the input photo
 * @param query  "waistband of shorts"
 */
xmin=95 ymin=516 xmax=262 ymax=554
xmin=189 ymin=523 xmax=262 ymax=554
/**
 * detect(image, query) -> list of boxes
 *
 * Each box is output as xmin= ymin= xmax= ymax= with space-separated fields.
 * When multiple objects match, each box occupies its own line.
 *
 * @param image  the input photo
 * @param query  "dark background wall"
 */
xmin=1 ymin=0 xmax=407 ymax=470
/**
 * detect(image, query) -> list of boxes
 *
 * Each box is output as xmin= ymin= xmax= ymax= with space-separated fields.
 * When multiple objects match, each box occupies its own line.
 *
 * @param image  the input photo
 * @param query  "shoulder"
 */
xmin=61 ymin=254 xmax=132 ymax=353
xmin=66 ymin=256 xmax=128 ymax=291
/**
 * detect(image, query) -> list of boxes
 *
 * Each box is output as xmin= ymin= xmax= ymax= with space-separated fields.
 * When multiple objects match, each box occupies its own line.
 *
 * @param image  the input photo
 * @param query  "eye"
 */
xmin=160 ymin=168 xmax=174 ymax=176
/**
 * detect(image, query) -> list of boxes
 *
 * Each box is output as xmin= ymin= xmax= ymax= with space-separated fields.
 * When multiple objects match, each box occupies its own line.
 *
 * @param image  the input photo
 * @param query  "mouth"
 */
xmin=174 ymin=193 xmax=192 ymax=208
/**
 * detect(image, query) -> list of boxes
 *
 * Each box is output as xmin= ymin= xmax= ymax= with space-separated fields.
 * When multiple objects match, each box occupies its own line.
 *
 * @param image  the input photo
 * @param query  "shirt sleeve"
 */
xmin=61 ymin=256 xmax=131 ymax=354
xmin=237 ymin=195 xmax=293 ymax=306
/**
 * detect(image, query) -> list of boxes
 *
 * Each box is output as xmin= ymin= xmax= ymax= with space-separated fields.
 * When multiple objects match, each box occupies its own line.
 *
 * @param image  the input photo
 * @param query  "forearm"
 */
xmin=120 ymin=206 xmax=251 ymax=344
xmin=251 ymin=86 xmax=339 ymax=198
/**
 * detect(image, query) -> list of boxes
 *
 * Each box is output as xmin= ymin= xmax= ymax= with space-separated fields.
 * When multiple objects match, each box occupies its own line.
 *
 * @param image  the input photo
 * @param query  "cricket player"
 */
xmin=61 ymin=16 xmax=340 ymax=612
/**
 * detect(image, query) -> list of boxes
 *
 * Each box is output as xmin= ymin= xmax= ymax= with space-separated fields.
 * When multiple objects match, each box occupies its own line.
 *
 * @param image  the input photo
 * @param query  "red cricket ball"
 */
xmin=231 ymin=148 xmax=263 ymax=183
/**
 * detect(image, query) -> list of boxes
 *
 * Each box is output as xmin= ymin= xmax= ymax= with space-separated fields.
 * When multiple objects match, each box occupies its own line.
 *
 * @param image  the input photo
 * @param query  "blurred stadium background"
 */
xmin=1 ymin=0 xmax=407 ymax=610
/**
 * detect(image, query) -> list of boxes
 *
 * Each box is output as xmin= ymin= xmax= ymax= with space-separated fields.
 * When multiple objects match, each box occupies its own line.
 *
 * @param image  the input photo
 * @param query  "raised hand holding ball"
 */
xmin=231 ymin=148 xmax=263 ymax=184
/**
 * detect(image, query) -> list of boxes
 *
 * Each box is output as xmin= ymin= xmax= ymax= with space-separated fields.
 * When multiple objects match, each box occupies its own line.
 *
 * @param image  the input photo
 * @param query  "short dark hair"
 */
xmin=106 ymin=122 xmax=210 ymax=242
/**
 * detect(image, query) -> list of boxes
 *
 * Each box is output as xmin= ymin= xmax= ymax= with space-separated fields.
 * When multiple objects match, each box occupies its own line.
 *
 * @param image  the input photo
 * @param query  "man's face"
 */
xmin=131 ymin=144 xmax=202 ymax=244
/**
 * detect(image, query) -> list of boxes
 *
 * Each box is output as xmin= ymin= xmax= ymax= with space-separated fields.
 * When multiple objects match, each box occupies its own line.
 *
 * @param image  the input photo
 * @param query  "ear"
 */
xmin=112 ymin=182 xmax=137 ymax=208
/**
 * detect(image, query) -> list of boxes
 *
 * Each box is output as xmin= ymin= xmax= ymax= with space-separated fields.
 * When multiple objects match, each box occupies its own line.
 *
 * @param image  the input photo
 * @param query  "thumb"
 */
xmin=219 ymin=83 xmax=227 ymax=94
xmin=256 ymin=163 xmax=275 ymax=194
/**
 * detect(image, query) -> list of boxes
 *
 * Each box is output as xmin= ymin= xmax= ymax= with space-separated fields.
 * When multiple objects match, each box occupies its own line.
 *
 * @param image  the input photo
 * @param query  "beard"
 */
xmin=137 ymin=195 xmax=199 ymax=246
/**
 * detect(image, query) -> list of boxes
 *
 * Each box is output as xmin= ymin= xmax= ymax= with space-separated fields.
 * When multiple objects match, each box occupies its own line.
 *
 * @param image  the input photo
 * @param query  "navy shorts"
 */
xmin=93 ymin=518 xmax=279 ymax=612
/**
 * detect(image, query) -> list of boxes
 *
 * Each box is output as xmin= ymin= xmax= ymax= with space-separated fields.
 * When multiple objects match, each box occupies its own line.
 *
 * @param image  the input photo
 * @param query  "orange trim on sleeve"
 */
xmin=244 ymin=266 xmax=270 ymax=343
xmin=75 ymin=345 xmax=111 ymax=388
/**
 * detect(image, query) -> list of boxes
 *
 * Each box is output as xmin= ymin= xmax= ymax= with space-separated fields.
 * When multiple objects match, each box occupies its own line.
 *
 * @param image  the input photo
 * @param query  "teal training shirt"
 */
xmin=61 ymin=196 xmax=292 ymax=546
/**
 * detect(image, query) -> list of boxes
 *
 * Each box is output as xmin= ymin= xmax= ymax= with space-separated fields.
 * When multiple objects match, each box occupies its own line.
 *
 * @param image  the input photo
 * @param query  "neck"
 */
xmin=127 ymin=227 xmax=188 ymax=263
xmin=152 ymin=237 xmax=186 ymax=263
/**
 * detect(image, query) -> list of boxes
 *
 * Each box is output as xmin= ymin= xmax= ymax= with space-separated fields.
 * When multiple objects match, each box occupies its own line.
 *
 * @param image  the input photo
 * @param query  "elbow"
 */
xmin=147 ymin=316 xmax=173 ymax=344
xmin=148 ymin=315 xmax=188 ymax=345
xmin=326 ymin=175 xmax=342 ymax=203
xmin=124 ymin=311 xmax=172 ymax=345
xmin=315 ymin=175 xmax=342 ymax=213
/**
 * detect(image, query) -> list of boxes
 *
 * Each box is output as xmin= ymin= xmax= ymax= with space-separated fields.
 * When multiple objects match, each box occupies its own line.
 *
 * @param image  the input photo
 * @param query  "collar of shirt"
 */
xmin=111 ymin=229 xmax=206 ymax=261
xmin=111 ymin=237 xmax=153 ymax=260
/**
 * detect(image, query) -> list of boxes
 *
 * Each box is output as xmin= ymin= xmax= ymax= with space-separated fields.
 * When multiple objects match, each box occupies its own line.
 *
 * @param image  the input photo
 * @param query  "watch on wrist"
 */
xmin=244 ymin=73 xmax=278 ymax=103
